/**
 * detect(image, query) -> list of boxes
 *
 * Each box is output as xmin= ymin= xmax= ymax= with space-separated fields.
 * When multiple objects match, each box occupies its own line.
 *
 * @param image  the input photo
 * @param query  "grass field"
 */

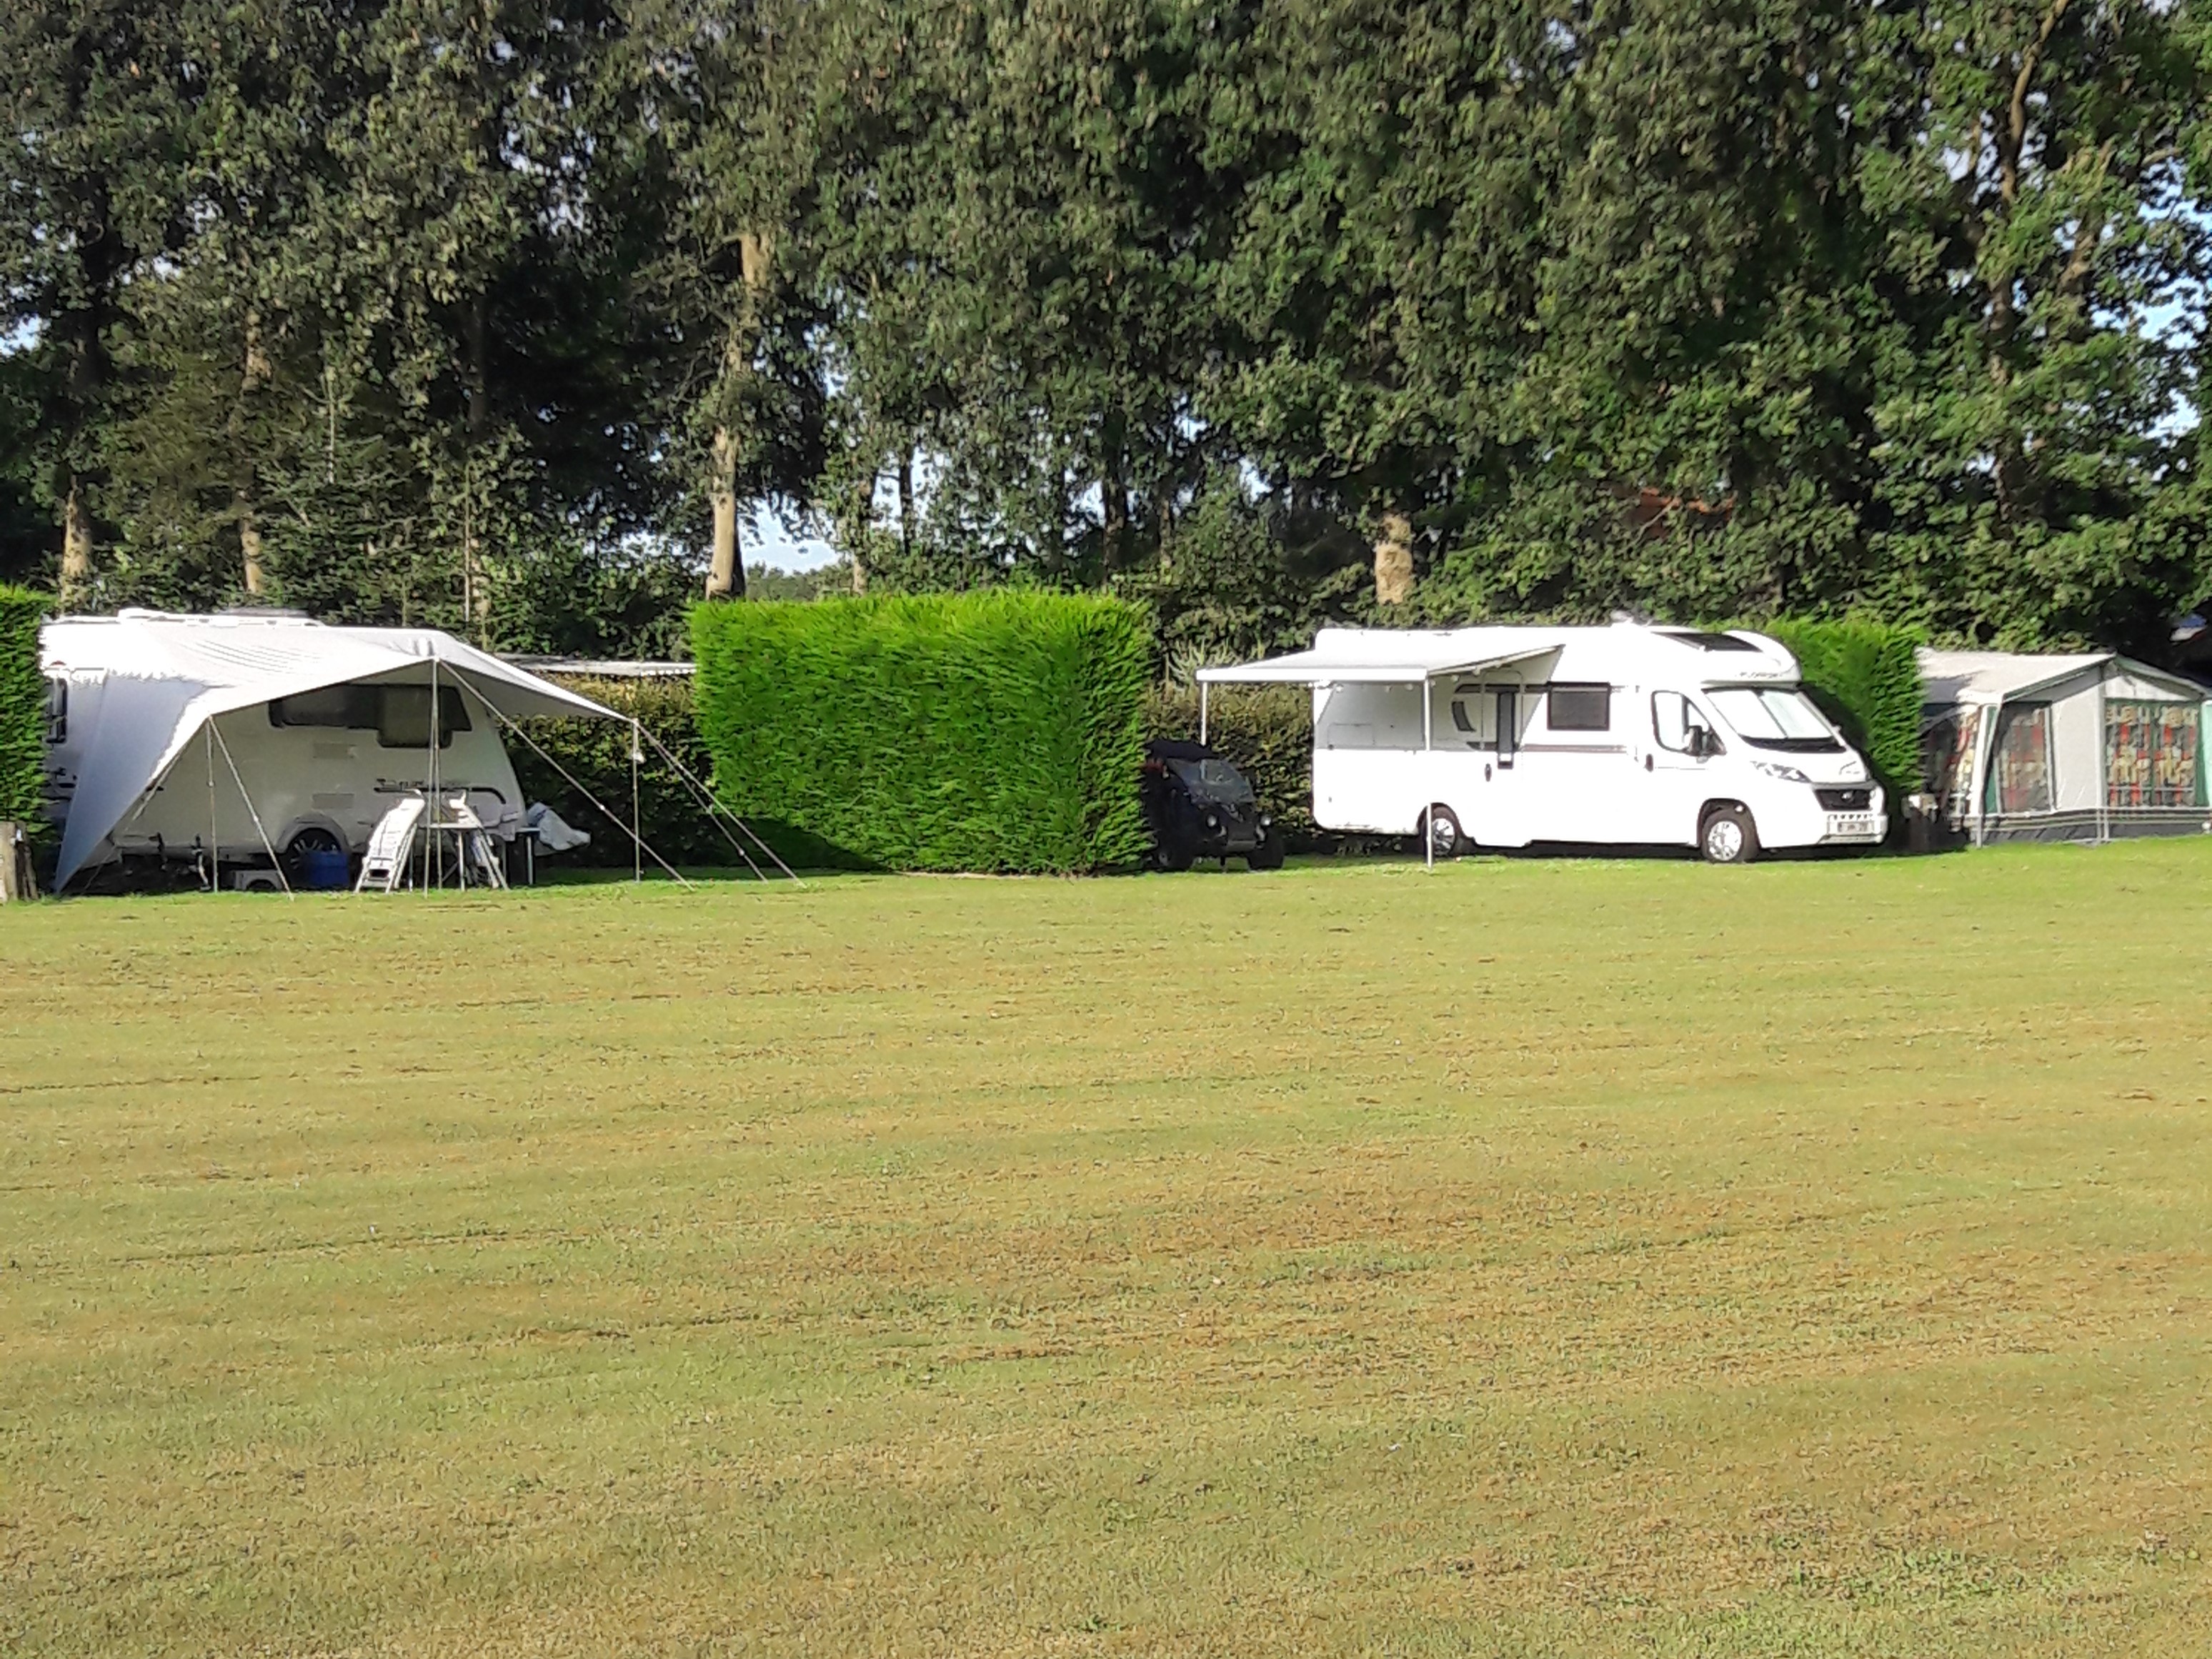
xmin=4 ymin=843 xmax=2211 ymax=1656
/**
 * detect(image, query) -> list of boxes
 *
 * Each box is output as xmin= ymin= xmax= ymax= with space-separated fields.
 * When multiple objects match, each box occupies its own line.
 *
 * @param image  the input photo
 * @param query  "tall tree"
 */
xmin=0 ymin=1 xmax=192 ymax=605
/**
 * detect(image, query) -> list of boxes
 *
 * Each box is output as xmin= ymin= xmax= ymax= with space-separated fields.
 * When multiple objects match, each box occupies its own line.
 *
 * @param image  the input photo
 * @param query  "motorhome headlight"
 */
xmin=1840 ymin=756 xmax=1867 ymax=782
xmin=1753 ymin=759 xmax=1812 ymax=784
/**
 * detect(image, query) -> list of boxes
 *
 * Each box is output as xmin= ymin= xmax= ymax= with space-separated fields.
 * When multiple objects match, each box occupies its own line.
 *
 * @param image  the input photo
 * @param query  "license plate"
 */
xmin=1825 ymin=813 xmax=1880 ymax=839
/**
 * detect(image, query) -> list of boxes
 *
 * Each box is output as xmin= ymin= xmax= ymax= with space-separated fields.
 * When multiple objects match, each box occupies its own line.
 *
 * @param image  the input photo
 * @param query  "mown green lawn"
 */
xmin=3 ymin=843 xmax=2209 ymax=1656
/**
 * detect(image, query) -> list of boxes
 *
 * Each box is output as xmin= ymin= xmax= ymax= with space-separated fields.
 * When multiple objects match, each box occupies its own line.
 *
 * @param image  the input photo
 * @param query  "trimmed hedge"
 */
xmin=0 ymin=585 xmax=46 ymax=842
xmin=1753 ymin=619 xmax=1925 ymax=809
xmin=692 ymin=592 xmax=1152 ymax=872
xmin=509 ymin=673 xmax=734 ymax=867
xmin=1146 ymin=682 xmax=1318 ymax=847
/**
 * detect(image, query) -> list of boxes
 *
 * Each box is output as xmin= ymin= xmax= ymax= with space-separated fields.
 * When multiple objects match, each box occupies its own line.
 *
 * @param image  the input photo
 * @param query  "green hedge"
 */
xmin=1146 ymin=682 xmax=1318 ymax=847
xmin=1753 ymin=618 xmax=1925 ymax=811
xmin=509 ymin=673 xmax=737 ymax=867
xmin=0 ymin=585 xmax=46 ymax=842
xmin=692 ymin=592 xmax=1152 ymax=872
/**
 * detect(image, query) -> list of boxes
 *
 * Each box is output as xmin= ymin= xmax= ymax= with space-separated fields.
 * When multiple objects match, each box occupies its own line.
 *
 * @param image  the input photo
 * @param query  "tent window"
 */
xmin=44 ymin=677 xmax=66 ymax=744
xmin=377 ymin=685 xmax=472 ymax=749
xmin=1922 ymin=707 xmax=1981 ymax=827
xmin=2106 ymin=701 xmax=2203 ymax=808
xmin=1547 ymin=683 xmax=1610 ymax=732
xmin=1987 ymin=704 xmax=2052 ymax=814
xmin=269 ymin=686 xmax=377 ymax=729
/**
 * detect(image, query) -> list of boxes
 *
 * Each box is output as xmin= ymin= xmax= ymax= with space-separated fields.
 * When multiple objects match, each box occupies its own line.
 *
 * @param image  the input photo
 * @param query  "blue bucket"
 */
xmin=299 ymin=847 xmax=351 ymax=890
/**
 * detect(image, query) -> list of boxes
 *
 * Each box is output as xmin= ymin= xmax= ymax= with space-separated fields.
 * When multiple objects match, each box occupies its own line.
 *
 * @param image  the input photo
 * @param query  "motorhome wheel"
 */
xmin=1699 ymin=805 xmax=1759 ymax=865
xmin=1422 ymin=805 xmax=1465 ymax=860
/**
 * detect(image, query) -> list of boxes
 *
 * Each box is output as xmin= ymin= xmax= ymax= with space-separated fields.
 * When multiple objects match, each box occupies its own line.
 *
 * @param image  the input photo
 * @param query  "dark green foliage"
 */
xmin=0 ymin=584 xmax=48 ymax=840
xmin=692 ymin=592 xmax=1151 ymax=872
xmin=1756 ymin=619 xmax=1926 ymax=810
xmin=508 ymin=674 xmax=729 ymax=869
xmin=1145 ymin=683 xmax=1318 ymax=850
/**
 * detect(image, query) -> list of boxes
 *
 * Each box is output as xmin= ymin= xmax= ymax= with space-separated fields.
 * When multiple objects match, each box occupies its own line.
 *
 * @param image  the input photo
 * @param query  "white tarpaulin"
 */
xmin=41 ymin=609 xmax=619 ymax=889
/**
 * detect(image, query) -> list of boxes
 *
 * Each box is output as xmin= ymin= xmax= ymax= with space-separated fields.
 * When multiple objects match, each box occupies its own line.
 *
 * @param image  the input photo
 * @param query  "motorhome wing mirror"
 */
xmin=1688 ymin=724 xmax=1715 ymax=758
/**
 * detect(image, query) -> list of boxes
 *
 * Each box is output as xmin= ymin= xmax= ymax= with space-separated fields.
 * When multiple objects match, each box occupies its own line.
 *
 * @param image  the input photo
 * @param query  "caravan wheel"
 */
xmin=1422 ymin=805 xmax=1465 ymax=860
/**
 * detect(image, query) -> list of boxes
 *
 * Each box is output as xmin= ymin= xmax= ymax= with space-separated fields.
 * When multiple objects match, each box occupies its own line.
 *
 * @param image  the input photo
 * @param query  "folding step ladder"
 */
xmin=355 ymin=797 xmax=427 ymax=892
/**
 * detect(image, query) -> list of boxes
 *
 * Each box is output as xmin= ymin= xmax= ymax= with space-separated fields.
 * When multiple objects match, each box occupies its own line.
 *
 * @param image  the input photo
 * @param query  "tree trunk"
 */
xmin=462 ymin=294 xmax=490 ymax=629
xmin=1373 ymin=509 xmax=1415 ymax=607
xmin=703 ymin=232 xmax=772 ymax=602
xmin=1101 ymin=443 xmax=1130 ymax=578
xmin=897 ymin=445 xmax=915 ymax=559
xmin=704 ymin=426 xmax=744 ymax=599
xmin=60 ymin=478 xmax=93 ymax=609
xmin=236 ymin=490 xmax=265 ymax=597
xmin=237 ymin=307 xmax=269 ymax=596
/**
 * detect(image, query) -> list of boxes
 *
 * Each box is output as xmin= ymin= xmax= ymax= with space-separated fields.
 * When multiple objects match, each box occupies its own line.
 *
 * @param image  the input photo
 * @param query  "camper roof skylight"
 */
xmin=1659 ymin=630 xmax=1761 ymax=652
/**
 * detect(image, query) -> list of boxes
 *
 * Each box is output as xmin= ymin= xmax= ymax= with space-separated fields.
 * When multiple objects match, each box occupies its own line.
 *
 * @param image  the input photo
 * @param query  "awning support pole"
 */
xmin=1199 ymin=682 xmax=1209 ymax=747
xmin=1423 ymin=674 xmax=1434 ymax=872
xmin=210 ymin=719 xmax=293 ymax=899
xmin=632 ymin=718 xmax=644 ymax=885
xmin=206 ymin=723 xmax=218 ymax=892
xmin=429 ymin=657 xmax=442 ymax=891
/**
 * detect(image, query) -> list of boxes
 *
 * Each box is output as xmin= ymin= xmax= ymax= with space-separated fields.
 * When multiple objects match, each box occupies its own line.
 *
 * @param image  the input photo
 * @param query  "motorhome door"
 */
xmin=1442 ymin=681 xmax=1530 ymax=846
xmin=1645 ymin=689 xmax=1720 ymax=845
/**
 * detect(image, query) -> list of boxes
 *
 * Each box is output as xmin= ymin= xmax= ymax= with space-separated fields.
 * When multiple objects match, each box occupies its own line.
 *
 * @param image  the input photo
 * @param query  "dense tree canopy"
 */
xmin=1 ymin=0 xmax=2205 ymax=656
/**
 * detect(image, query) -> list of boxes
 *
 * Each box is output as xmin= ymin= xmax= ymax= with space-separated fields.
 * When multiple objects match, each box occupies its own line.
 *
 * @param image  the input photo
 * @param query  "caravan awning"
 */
xmin=42 ymin=610 xmax=622 ymax=889
xmin=1197 ymin=644 xmax=1555 ymax=687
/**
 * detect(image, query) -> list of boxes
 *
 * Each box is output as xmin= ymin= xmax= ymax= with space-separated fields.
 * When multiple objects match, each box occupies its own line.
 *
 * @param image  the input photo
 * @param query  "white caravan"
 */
xmin=1199 ymin=623 xmax=1886 ymax=862
xmin=40 ymin=609 xmax=619 ymax=890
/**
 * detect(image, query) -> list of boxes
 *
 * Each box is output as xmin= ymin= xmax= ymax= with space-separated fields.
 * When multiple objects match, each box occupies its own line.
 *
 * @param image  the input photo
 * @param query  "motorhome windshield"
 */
xmin=1170 ymin=758 xmax=1256 ymax=804
xmin=1707 ymin=687 xmax=1843 ymax=752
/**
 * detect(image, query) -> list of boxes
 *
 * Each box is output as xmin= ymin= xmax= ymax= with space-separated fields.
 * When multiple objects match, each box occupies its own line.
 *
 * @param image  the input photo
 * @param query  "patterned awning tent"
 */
xmin=1919 ymin=649 xmax=2212 ymax=845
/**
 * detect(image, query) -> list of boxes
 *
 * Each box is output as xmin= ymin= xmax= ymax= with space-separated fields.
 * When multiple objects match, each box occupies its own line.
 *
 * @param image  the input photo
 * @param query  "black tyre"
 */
xmin=1420 ymin=804 xmax=1465 ymax=860
xmin=281 ymin=825 xmax=347 ymax=887
xmin=1247 ymin=833 xmax=1285 ymax=872
xmin=1699 ymin=804 xmax=1759 ymax=865
xmin=1153 ymin=835 xmax=1195 ymax=873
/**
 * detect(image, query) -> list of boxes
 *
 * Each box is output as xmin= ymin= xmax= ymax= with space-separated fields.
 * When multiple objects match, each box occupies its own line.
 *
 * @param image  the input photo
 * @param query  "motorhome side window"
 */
xmin=44 ymin=677 xmax=66 ymax=743
xmin=1652 ymin=691 xmax=1713 ymax=753
xmin=1546 ymin=683 xmax=1610 ymax=732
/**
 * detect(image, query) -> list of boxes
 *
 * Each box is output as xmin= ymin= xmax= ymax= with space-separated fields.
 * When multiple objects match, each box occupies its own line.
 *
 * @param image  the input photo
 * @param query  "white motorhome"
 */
xmin=1199 ymin=623 xmax=1885 ymax=862
xmin=40 ymin=609 xmax=619 ymax=890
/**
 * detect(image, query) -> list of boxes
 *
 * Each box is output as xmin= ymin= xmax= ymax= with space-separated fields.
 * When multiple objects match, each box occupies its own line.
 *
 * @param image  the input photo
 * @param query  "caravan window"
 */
xmin=44 ymin=677 xmax=66 ymax=744
xmin=269 ymin=686 xmax=377 ymax=729
xmin=1546 ymin=684 xmax=1611 ymax=732
xmin=377 ymin=684 xmax=472 ymax=749
xmin=269 ymin=684 xmax=472 ymax=747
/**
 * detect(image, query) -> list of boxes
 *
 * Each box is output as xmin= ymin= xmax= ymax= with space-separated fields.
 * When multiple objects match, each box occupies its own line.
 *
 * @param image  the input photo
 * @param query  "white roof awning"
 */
xmin=42 ymin=609 xmax=624 ymax=889
xmin=1197 ymin=644 xmax=1555 ymax=687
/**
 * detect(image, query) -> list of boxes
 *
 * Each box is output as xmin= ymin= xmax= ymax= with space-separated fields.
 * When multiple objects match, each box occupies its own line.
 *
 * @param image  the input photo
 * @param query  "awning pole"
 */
xmin=206 ymin=722 xmax=218 ymax=892
xmin=429 ymin=657 xmax=442 ymax=891
xmin=1424 ymin=675 xmax=1434 ymax=872
xmin=1199 ymin=682 xmax=1209 ymax=747
xmin=632 ymin=718 xmax=644 ymax=885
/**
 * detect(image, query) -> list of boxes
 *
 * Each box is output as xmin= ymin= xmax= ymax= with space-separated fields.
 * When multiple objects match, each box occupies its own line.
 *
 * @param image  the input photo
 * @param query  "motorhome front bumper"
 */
xmin=1819 ymin=812 xmax=1884 ymax=843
